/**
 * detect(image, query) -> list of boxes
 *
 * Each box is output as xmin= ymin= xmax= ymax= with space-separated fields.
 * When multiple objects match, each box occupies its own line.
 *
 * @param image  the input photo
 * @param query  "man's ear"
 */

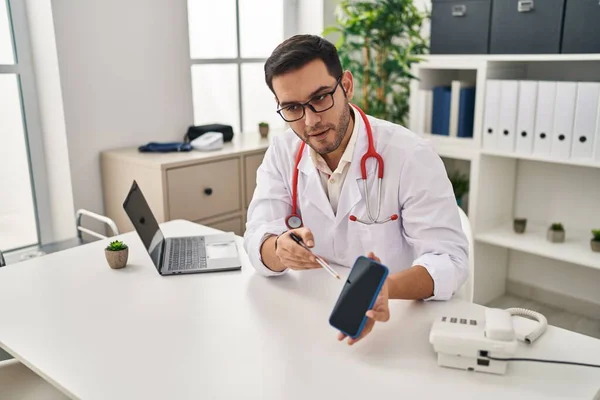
xmin=341 ymin=70 xmax=354 ymax=101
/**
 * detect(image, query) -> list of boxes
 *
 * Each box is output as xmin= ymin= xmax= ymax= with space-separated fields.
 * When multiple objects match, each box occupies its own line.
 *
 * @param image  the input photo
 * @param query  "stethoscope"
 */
xmin=285 ymin=104 xmax=399 ymax=230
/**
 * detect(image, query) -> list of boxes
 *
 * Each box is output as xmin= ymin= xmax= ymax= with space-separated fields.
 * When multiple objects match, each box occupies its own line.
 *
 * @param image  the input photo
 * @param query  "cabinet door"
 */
xmin=205 ymin=216 xmax=244 ymax=236
xmin=244 ymin=151 xmax=266 ymax=208
xmin=167 ymin=158 xmax=241 ymax=221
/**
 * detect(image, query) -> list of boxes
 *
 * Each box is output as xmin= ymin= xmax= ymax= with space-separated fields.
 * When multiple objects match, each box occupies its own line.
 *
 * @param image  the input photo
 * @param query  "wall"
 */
xmin=298 ymin=0 xmax=325 ymax=35
xmin=25 ymin=0 xmax=75 ymax=242
xmin=49 ymin=0 xmax=194 ymax=228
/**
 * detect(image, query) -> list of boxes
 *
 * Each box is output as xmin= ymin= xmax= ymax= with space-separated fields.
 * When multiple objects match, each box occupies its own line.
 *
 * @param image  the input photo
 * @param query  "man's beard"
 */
xmin=302 ymin=102 xmax=352 ymax=155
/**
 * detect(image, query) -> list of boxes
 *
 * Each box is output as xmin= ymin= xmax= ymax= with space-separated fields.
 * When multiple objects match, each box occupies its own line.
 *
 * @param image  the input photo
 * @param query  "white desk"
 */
xmin=0 ymin=220 xmax=598 ymax=399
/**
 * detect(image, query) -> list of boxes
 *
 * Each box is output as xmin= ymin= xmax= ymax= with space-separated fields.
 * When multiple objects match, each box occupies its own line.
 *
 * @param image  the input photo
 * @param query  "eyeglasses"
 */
xmin=276 ymin=77 xmax=342 ymax=122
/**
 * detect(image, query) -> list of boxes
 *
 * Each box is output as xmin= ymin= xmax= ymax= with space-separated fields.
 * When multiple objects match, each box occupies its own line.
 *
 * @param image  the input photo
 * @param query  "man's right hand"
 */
xmin=274 ymin=228 xmax=323 ymax=270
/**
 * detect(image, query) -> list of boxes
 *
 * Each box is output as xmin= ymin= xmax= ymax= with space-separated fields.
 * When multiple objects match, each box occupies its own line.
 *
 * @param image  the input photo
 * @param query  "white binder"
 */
xmin=482 ymin=80 xmax=501 ymax=150
xmin=571 ymin=82 xmax=600 ymax=160
xmin=497 ymin=80 xmax=519 ymax=153
xmin=533 ymin=81 xmax=556 ymax=156
xmin=596 ymin=100 xmax=600 ymax=162
xmin=551 ymin=82 xmax=577 ymax=159
xmin=515 ymin=81 xmax=538 ymax=154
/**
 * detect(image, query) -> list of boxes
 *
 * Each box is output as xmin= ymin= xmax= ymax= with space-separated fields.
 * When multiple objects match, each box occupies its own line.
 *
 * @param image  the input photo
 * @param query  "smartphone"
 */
xmin=329 ymin=256 xmax=389 ymax=339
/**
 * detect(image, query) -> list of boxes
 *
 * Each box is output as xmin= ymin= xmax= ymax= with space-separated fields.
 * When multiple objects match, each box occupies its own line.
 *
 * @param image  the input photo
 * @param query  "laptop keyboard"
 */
xmin=168 ymin=237 xmax=207 ymax=271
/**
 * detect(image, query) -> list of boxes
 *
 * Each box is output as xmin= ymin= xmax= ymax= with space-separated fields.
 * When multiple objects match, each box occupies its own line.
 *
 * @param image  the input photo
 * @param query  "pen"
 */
xmin=289 ymin=232 xmax=340 ymax=279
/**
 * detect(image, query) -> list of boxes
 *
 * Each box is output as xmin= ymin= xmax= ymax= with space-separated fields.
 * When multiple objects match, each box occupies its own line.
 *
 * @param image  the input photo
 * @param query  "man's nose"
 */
xmin=304 ymin=106 xmax=321 ymax=127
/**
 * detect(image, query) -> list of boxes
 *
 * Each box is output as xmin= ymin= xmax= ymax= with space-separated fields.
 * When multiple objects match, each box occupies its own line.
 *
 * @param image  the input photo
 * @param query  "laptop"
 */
xmin=122 ymin=180 xmax=241 ymax=275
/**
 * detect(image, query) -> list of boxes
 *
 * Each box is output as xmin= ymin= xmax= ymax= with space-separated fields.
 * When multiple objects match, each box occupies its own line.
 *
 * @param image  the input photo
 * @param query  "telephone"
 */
xmin=429 ymin=307 xmax=547 ymax=375
xmin=190 ymin=132 xmax=224 ymax=151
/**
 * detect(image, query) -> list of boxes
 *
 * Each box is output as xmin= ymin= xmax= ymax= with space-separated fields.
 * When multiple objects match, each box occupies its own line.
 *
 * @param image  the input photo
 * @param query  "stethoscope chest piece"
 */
xmin=285 ymin=215 xmax=303 ymax=230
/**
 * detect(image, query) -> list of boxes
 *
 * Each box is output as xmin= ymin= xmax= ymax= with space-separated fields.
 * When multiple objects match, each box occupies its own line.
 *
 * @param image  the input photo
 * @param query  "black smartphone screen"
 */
xmin=329 ymin=257 xmax=388 ymax=338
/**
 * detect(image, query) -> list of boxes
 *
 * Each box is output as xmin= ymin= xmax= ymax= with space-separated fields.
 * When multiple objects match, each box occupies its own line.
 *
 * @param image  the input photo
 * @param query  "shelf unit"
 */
xmin=475 ymin=223 xmax=600 ymax=271
xmin=409 ymin=54 xmax=600 ymax=311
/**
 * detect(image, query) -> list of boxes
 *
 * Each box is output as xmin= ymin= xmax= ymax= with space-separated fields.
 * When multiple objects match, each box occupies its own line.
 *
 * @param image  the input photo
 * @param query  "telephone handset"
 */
xmin=429 ymin=307 xmax=548 ymax=375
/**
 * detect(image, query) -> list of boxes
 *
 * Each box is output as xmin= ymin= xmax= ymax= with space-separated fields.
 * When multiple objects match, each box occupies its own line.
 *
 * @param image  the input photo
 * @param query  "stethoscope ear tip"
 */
xmin=349 ymin=215 xmax=357 ymax=222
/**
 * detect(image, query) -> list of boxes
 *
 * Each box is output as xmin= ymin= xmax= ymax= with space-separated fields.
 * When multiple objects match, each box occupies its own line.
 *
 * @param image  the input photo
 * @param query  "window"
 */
xmin=0 ymin=0 xmax=47 ymax=252
xmin=187 ymin=0 xmax=288 ymax=134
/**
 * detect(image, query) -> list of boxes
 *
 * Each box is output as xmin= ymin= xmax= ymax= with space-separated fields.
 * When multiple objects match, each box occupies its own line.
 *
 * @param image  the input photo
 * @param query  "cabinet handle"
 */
xmin=204 ymin=188 xmax=213 ymax=196
xmin=518 ymin=0 xmax=534 ymax=12
xmin=452 ymin=5 xmax=466 ymax=17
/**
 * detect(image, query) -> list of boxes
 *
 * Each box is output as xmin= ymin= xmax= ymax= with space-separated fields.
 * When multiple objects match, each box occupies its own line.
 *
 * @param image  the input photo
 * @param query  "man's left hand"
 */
xmin=337 ymin=252 xmax=390 ymax=345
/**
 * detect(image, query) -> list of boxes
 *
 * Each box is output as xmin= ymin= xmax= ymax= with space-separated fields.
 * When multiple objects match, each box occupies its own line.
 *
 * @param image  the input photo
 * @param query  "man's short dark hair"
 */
xmin=264 ymin=34 xmax=343 ymax=96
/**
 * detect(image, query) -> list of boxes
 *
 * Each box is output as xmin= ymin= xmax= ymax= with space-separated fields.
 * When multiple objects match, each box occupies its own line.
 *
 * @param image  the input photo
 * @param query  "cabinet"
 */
xmin=101 ymin=132 xmax=270 ymax=237
xmin=409 ymin=54 xmax=600 ymax=317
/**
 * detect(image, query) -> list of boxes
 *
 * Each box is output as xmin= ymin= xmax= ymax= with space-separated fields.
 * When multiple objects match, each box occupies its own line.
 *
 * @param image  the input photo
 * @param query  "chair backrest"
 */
xmin=455 ymin=206 xmax=474 ymax=302
xmin=76 ymin=209 xmax=119 ymax=243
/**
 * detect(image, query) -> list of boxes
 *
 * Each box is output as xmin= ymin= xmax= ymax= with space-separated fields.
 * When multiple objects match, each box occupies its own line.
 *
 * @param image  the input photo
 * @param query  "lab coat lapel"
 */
xmin=298 ymin=146 xmax=336 ymax=222
xmin=335 ymin=120 xmax=376 ymax=226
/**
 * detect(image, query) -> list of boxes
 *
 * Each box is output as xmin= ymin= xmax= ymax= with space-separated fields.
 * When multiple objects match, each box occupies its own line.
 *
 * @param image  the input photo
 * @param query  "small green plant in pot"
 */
xmin=547 ymin=223 xmax=565 ymax=243
xmin=258 ymin=122 xmax=269 ymax=138
xmin=591 ymin=229 xmax=600 ymax=252
xmin=105 ymin=240 xmax=128 ymax=269
xmin=449 ymin=171 xmax=469 ymax=208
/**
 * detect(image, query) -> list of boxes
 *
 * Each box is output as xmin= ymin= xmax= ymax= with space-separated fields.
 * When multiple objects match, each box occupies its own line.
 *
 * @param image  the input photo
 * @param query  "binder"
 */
xmin=482 ymin=80 xmax=501 ymax=150
xmin=449 ymin=81 xmax=473 ymax=137
xmin=596 ymin=99 xmax=600 ymax=162
xmin=424 ymin=90 xmax=433 ymax=134
xmin=533 ymin=81 xmax=556 ymax=156
xmin=571 ymin=82 xmax=600 ymax=160
xmin=457 ymin=87 xmax=476 ymax=138
xmin=551 ymin=82 xmax=577 ymax=159
xmin=497 ymin=80 xmax=519 ymax=153
xmin=515 ymin=81 xmax=538 ymax=154
xmin=432 ymin=86 xmax=451 ymax=136
xmin=416 ymin=89 xmax=428 ymax=134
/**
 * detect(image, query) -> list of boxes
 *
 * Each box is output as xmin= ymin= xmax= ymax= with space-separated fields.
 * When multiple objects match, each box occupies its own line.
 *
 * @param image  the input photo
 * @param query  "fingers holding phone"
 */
xmin=332 ymin=252 xmax=390 ymax=345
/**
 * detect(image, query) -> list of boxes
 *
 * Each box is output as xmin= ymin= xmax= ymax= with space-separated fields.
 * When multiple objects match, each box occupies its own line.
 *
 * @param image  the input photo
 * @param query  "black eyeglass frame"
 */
xmin=276 ymin=76 xmax=344 ymax=122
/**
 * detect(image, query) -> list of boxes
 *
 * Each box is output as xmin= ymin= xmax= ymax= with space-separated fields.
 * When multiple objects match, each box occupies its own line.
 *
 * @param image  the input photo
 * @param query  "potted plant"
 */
xmin=448 ymin=171 xmax=469 ymax=208
xmin=591 ymin=229 xmax=600 ymax=252
xmin=513 ymin=218 xmax=527 ymax=234
xmin=322 ymin=0 xmax=429 ymax=125
xmin=258 ymin=122 xmax=269 ymax=138
xmin=547 ymin=223 xmax=565 ymax=243
xmin=105 ymin=240 xmax=129 ymax=269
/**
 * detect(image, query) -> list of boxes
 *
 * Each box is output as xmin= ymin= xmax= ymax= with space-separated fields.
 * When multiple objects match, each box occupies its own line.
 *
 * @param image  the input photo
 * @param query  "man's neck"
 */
xmin=323 ymin=109 xmax=355 ymax=171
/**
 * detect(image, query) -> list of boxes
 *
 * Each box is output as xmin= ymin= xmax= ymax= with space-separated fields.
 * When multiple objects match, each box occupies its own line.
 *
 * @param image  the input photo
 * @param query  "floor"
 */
xmin=487 ymin=294 xmax=600 ymax=340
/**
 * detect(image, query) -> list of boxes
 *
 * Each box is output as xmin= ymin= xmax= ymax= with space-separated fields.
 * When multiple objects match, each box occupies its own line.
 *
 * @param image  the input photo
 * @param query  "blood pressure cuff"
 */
xmin=186 ymin=124 xmax=234 ymax=143
xmin=138 ymin=142 xmax=192 ymax=153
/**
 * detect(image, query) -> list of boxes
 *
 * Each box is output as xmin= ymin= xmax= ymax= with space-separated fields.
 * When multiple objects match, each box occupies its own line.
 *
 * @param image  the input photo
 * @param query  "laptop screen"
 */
xmin=122 ymin=181 xmax=164 ymax=269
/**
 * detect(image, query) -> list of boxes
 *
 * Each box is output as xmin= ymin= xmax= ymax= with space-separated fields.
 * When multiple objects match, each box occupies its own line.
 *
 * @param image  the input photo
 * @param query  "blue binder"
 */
xmin=457 ymin=87 xmax=476 ymax=138
xmin=432 ymin=86 xmax=451 ymax=136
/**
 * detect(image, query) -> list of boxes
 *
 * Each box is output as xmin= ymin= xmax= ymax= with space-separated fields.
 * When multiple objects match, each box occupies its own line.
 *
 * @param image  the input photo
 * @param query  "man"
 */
xmin=243 ymin=34 xmax=468 ymax=345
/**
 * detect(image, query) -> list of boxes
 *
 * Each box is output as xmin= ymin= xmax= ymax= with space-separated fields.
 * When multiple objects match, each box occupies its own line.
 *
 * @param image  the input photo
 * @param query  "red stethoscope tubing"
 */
xmin=285 ymin=104 xmax=398 ymax=230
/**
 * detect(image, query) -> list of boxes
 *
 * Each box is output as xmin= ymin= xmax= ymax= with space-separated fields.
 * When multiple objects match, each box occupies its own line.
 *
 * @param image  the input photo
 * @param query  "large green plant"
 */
xmin=323 ymin=0 xmax=429 ymax=126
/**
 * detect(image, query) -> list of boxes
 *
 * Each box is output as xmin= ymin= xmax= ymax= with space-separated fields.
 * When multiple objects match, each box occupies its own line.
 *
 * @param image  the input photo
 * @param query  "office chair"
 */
xmin=455 ymin=206 xmax=474 ymax=303
xmin=75 ymin=209 xmax=119 ymax=243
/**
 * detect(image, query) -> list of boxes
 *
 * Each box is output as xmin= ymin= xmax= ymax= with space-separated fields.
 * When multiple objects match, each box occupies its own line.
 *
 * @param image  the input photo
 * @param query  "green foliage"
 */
xmin=550 ymin=223 xmax=564 ymax=232
xmin=449 ymin=170 xmax=469 ymax=199
xmin=592 ymin=229 xmax=600 ymax=241
xmin=258 ymin=122 xmax=269 ymax=127
xmin=322 ymin=0 xmax=429 ymax=126
xmin=106 ymin=240 xmax=127 ymax=251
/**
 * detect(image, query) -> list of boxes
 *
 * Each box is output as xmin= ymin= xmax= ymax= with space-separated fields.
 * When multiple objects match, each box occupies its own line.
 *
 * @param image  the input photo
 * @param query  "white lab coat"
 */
xmin=243 ymin=111 xmax=468 ymax=300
